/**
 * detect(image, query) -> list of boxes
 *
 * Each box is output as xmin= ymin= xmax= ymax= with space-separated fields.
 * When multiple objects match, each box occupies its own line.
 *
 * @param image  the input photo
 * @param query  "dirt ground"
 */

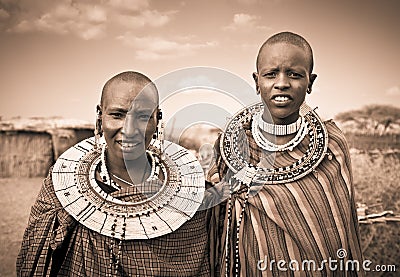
xmin=0 ymin=178 xmax=42 ymax=277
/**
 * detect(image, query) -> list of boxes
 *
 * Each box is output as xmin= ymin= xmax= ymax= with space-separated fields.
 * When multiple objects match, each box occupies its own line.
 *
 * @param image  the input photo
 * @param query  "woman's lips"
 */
xmin=117 ymin=141 xmax=141 ymax=151
xmin=271 ymin=95 xmax=292 ymax=106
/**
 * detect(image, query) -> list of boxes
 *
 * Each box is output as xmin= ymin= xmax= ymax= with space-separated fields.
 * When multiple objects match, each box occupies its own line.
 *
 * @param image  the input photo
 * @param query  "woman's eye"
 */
xmin=288 ymin=72 xmax=302 ymax=78
xmin=263 ymin=72 xmax=276 ymax=78
xmin=110 ymin=113 xmax=123 ymax=118
xmin=139 ymin=114 xmax=151 ymax=120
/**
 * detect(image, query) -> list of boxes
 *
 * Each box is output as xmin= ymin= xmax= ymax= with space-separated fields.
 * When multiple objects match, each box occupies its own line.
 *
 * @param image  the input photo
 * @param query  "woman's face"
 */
xmin=254 ymin=42 xmax=315 ymax=124
xmin=100 ymin=80 xmax=158 ymax=164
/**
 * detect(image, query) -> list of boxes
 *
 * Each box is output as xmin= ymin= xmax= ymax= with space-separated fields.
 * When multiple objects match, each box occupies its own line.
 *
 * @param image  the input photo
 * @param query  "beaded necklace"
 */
xmin=220 ymin=102 xmax=328 ymax=185
xmin=225 ymin=178 xmax=250 ymax=276
xmin=52 ymin=137 xmax=205 ymax=277
xmin=252 ymin=109 xmax=308 ymax=152
xmin=258 ymin=113 xmax=302 ymax=135
xmin=98 ymin=145 xmax=166 ymax=276
xmin=100 ymin=144 xmax=158 ymax=189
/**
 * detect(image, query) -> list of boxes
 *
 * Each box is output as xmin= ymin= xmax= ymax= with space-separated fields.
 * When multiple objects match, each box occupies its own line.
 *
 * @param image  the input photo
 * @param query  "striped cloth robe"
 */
xmin=209 ymin=120 xmax=364 ymax=277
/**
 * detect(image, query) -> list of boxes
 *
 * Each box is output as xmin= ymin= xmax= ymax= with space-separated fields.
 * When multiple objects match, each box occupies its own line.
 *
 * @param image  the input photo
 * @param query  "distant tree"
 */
xmin=335 ymin=105 xmax=400 ymax=125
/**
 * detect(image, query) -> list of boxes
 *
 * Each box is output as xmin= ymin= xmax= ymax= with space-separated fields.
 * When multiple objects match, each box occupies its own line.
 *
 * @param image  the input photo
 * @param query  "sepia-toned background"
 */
xmin=1 ymin=0 xmax=399 ymax=276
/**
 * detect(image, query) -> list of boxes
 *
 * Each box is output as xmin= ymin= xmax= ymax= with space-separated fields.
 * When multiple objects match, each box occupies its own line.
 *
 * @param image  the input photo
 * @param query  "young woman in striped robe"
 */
xmin=209 ymin=32 xmax=364 ymax=277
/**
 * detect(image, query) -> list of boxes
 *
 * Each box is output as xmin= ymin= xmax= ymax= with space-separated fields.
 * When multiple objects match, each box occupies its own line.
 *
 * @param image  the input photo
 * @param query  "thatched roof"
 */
xmin=0 ymin=117 xmax=94 ymax=133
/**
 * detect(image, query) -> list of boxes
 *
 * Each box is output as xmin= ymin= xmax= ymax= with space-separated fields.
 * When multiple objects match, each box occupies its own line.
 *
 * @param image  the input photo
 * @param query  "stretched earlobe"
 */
xmin=151 ymin=109 xmax=165 ymax=160
xmin=96 ymin=105 xmax=102 ymax=116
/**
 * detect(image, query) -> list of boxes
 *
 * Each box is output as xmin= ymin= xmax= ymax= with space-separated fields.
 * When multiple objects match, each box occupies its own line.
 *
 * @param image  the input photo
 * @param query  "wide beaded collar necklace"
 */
xmin=52 ymin=137 xmax=205 ymax=240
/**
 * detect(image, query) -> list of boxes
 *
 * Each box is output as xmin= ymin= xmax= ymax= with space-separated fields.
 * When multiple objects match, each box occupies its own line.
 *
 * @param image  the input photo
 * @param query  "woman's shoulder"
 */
xmin=324 ymin=119 xmax=348 ymax=144
xmin=34 ymin=166 xmax=63 ymax=210
xmin=323 ymin=119 xmax=352 ymax=162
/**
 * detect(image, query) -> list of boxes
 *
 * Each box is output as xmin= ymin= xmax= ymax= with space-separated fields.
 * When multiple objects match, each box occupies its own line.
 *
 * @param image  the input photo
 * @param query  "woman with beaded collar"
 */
xmin=17 ymin=71 xmax=212 ymax=276
xmin=208 ymin=32 xmax=364 ymax=276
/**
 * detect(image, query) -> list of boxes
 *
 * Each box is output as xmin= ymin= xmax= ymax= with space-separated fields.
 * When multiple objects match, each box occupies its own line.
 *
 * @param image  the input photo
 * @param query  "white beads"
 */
xmin=226 ymin=181 xmax=251 ymax=277
xmin=252 ymin=110 xmax=308 ymax=152
xmin=258 ymin=113 xmax=302 ymax=136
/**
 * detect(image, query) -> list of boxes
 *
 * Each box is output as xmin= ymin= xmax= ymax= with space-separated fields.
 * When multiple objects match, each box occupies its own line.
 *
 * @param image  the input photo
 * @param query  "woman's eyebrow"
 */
xmin=106 ymin=107 xmax=128 ymax=113
xmin=260 ymin=66 xmax=278 ymax=72
xmin=128 ymin=108 xmax=155 ymax=115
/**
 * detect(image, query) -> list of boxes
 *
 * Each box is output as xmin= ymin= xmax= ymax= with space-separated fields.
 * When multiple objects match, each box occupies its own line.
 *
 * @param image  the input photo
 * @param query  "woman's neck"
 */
xmin=107 ymin=152 xmax=151 ymax=185
xmin=262 ymin=111 xmax=299 ymax=125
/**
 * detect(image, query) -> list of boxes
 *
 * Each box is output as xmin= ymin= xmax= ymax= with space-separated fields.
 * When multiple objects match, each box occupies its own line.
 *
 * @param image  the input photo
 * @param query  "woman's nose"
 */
xmin=274 ymin=73 xmax=290 ymax=90
xmin=121 ymin=114 xmax=140 ymax=137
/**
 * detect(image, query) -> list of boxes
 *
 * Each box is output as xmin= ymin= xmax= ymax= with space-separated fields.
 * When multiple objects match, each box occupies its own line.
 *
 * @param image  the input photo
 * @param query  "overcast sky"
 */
xmin=0 ymin=0 xmax=399 ymax=123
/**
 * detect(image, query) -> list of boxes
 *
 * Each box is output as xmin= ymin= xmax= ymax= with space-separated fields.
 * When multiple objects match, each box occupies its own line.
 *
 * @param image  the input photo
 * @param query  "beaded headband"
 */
xmin=52 ymin=137 xmax=205 ymax=240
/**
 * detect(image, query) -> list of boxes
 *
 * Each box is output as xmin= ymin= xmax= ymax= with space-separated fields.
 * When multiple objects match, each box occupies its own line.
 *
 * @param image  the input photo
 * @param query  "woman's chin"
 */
xmin=270 ymin=111 xmax=300 ymax=124
xmin=122 ymin=151 xmax=145 ymax=161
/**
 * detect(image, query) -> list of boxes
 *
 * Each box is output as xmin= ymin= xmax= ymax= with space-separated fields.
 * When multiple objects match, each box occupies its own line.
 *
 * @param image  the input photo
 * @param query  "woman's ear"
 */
xmin=253 ymin=72 xmax=260 ymax=95
xmin=308 ymin=74 xmax=317 ymax=94
xmin=96 ymin=104 xmax=102 ymax=113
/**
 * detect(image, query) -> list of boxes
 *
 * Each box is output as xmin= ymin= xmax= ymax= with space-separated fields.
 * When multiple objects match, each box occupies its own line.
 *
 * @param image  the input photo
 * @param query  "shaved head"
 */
xmin=100 ymin=71 xmax=158 ymax=108
xmin=256 ymin=32 xmax=314 ymax=73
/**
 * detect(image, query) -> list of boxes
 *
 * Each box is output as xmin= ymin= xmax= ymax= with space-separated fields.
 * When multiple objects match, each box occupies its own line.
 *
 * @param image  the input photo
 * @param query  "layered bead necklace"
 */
xmin=252 ymin=110 xmax=308 ymax=152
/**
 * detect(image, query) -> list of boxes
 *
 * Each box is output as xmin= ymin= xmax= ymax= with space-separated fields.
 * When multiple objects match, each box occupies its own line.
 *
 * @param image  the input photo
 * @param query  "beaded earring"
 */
xmin=94 ymin=110 xmax=102 ymax=149
xmin=151 ymin=110 xmax=165 ymax=160
xmin=99 ymin=143 xmax=110 ymax=184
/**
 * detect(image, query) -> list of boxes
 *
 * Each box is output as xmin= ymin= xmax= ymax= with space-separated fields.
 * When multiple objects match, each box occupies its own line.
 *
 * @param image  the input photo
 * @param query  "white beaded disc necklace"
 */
xmin=52 ymin=137 xmax=205 ymax=241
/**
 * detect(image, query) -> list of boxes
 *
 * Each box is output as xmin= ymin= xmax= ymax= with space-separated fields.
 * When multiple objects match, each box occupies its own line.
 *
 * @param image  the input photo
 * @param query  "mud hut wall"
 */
xmin=0 ymin=131 xmax=54 ymax=177
xmin=50 ymin=128 xmax=94 ymax=160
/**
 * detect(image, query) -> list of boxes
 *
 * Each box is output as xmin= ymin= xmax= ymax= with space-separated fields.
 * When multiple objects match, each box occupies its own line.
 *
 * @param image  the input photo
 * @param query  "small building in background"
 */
xmin=178 ymin=124 xmax=220 ymax=176
xmin=0 ymin=117 xmax=94 ymax=178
